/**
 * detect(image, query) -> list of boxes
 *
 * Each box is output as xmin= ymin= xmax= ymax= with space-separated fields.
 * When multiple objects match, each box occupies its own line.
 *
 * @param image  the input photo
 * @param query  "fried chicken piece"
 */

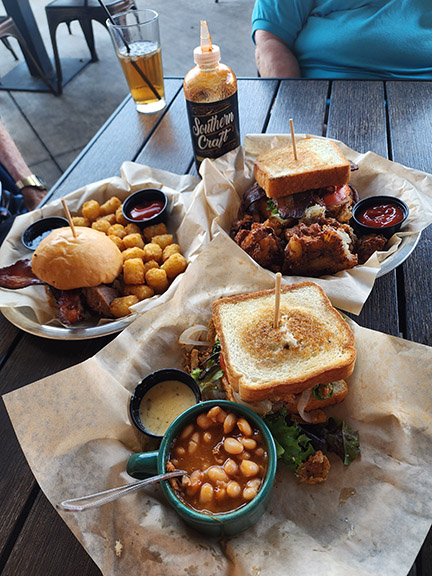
xmin=356 ymin=233 xmax=387 ymax=264
xmin=230 ymin=214 xmax=255 ymax=239
xmin=296 ymin=450 xmax=331 ymax=484
xmin=282 ymin=220 xmax=358 ymax=277
xmin=262 ymin=216 xmax=294 ymax=238
xmin=234 ymin=222 xmax=284 ymax=272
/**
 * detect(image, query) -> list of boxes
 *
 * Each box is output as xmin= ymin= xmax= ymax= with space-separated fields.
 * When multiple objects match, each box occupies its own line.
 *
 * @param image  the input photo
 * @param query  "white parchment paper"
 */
xmin=4 ymin=233 xmax=432 ymax=576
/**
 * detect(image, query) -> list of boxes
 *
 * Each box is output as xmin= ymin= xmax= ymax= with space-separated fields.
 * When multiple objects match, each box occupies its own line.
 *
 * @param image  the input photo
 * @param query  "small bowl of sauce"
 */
xmin=21 ymin=217 xmax=69 ymax=250
xmin=130 ymin=369 xmax=201 ymax=438
xmin=351 ymin=195 xmax=409 ymax=239
xmin=122 ymin=188 xmax=168 ymax=229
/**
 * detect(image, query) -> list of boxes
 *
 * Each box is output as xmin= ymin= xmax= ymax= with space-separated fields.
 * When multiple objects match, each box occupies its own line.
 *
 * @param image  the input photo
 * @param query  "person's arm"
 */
xmin=254 ymin=30 xmax=301 ymax=78
xmin=0 ymin=120 xmax=48 ymax=211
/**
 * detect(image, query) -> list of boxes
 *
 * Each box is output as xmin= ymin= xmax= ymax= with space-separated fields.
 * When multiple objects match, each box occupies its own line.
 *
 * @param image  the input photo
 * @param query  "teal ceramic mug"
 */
xmin=127 ymin=399 xmax=277 ymax=537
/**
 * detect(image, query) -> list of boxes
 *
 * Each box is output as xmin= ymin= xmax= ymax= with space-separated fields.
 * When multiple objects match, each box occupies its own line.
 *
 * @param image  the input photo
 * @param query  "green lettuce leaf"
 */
xmin=264 ymin=409 xmax=315 ymax=471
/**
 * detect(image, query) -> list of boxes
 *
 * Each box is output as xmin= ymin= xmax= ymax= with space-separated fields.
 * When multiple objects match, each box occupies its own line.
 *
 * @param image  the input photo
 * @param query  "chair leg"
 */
xmin=78 ymin=18 xmax=98 ymax=62
xmin=5 ymin=28 xmax=59 ymax=95
xmin=1 ymin=37 xmax=19 ymax=60
xmin=47 ymin=19 xmax=64 ymax=95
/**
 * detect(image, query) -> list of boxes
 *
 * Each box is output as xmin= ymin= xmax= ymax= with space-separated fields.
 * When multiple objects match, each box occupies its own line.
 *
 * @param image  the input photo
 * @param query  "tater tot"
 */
xmin=143 ymin=222 xmax=168 ymax=243
xmin=151 ymin=234 xmax=173 ymax=250
xmin=143 ymin=242 xmax=163 ymax=263
xmin=122 ymin=247 xmax=145 ymax=261
xmin=92 ymin=219 xmax=111 ymax=233
xmin=100 ymin=196 xmax=122 ymax=216
xmin=124 ymin=223 xmax=142 ymax=235
xmin=108 ymin=235 xmax=125 ymax=251
xmin=162 ymin=243 xmax=181 ymax=262
xmin=110 ymin=295 xmax=139 ymax=318
xmin=145 ymin=267 xmax=169 ymax=293
xmin=82 ymin=200 xmax=100 ymax=221
xmin=100 ymin=213 xmax=117 ymax=225
xmin=161 ymin=253 xmax=188 ymax=279
xmin=116 ymin=206 xmax=128 ymax=226
xmin=123 ymin=258 xmax=145 ymax=285
xmin=143 ymin=260 xmax=159 ymax=273
xmin=107 ymin=223 xmax=127 ymax=239
xmin=72 ymin=216 xmax=90 ymax=227
xmin=123 ymin=284 xmax=155 ymax=300
xmin=123 ymin=233 xmax=145 ymax=250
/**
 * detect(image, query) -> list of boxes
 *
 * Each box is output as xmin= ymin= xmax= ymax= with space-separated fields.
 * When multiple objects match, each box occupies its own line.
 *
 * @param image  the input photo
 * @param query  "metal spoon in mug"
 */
xmin=56 ymin=470 xmax=186 ymax=512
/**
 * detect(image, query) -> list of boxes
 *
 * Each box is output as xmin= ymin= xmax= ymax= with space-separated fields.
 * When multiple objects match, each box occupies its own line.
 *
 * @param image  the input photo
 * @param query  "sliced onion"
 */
xmin=231 ymin=390 xmax=273 ymax=415
xmin=297 ymin=388 xmax=314 ymax=423
xmin=178 ymin=325 xmax=210 ymax=347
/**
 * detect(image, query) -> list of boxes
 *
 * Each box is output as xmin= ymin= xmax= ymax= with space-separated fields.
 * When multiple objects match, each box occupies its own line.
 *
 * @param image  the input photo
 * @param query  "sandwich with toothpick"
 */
xmin=181 ymin=281 xmax=360 ymax=483
xmin=231 ymin=135 xmax=387 ymax=276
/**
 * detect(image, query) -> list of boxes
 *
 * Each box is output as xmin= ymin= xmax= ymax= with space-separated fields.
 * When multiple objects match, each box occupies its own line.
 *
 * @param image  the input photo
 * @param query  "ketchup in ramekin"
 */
xmin=122 ymin=188 xmax=168 ymax=228
xmin=128 ymin=199 xmax=165 ymax=221
xmin=356 ymin=202 xmax=404 ymax=228
xmin=351 ymin=195 xmax=409 ymax=239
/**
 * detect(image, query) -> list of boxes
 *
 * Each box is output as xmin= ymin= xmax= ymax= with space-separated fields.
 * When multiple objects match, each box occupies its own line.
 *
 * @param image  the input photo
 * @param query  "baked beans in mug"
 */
xmin=166 ymin=405 xmax=268 ymax=514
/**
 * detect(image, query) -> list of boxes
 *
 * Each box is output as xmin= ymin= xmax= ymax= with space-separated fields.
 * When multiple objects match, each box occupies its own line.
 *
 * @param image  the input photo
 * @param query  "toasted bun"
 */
xmin=212 ymin=282 xmax=356 ymax=402
xmin=31 ymin=227 xmax=123 ymax=290
xmin=254 ymin=138 xmax=351 ymax=199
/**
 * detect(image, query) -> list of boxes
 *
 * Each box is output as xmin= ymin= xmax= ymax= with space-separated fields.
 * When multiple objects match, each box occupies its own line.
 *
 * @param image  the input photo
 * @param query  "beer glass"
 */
xmin=108 ymin=10 xmax=165 ymax=114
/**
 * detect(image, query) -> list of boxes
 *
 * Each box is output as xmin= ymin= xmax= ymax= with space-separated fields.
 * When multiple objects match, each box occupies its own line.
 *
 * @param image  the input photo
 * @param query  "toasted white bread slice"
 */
xmin=212 ymin=282 xmax=356 ymax=402
xmin=254 ymin=138 xmax=351 ymax=199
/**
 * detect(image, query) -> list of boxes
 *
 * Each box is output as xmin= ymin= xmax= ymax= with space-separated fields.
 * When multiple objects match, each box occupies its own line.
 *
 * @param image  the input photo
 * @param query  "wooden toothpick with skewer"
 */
xmin=289 ymin=118 xmax=298 ymax=161
xmin=274 ymin=272 xmax=282 ymax=329
xmin=62 ymin=199 xmax=77 ymax=239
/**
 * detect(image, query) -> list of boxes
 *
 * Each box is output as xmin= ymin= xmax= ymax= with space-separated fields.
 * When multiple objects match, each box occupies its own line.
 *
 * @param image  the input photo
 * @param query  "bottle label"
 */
xmin=186 ymin=92 xmax=240 ymax=168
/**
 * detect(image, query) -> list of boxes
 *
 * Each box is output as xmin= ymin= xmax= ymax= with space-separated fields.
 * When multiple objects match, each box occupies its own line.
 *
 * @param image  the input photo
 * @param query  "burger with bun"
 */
xmin=0 ymin=226 xmax=125 ymax=325
xmin=32 ymin=226 xmax=122 ymax=290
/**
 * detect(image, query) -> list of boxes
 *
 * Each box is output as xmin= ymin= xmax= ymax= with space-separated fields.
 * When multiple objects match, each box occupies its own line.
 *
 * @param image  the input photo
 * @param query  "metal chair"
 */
xmin=0 ymin=15 xmax=58 ymax=94
xmin=45 ymin=0 xmax=135 ymax=94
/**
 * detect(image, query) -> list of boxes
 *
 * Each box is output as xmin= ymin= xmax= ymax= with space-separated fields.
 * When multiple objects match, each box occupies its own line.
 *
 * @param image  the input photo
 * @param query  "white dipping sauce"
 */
xmin=139 ymin=380 xmax=196 ymax=436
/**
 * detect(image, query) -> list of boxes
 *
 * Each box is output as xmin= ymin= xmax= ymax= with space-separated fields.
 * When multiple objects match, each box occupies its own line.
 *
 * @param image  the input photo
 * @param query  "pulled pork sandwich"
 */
xmin=231 ymin=138 xmax=387 ymax=276
xmin=181 ymin=282 xmax=361 ymax=484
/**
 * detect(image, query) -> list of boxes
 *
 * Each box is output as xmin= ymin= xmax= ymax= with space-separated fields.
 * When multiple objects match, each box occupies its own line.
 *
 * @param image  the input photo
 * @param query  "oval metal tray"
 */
xmin=1 ymin=307 xmax=136 ymax=340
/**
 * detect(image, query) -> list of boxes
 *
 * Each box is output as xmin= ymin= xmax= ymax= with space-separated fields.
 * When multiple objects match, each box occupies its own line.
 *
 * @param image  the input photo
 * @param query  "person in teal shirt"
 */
xmin=252 ymin=0 xmax=432 ymax=78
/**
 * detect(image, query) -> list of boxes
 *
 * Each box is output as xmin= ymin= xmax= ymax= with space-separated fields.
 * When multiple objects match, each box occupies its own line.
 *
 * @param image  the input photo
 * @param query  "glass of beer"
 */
xmin=107 ymin=9 xmax=165 ymax=114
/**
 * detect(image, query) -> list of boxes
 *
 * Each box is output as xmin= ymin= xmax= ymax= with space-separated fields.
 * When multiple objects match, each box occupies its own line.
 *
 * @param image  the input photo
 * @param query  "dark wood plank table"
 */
xmin=1 ymin=78 xmax=431 ymax=576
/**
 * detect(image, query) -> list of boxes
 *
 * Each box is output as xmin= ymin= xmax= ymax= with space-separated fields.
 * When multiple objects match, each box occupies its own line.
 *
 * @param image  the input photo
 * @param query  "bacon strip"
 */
xmin=0 ymin=259 xmax=44 ymax=289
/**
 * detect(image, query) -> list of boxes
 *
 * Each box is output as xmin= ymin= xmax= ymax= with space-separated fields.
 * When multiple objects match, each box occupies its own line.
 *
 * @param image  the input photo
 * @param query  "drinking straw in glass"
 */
xmin=107 ymin=9 xmax=166 ymax=114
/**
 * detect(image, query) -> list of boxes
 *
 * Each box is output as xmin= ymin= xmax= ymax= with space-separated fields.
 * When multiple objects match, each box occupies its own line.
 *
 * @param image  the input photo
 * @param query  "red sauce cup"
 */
xmin=122 ymin=188 xmax=168 ymax=228
xmin=351 ymin=195 xmax=409 ymax=239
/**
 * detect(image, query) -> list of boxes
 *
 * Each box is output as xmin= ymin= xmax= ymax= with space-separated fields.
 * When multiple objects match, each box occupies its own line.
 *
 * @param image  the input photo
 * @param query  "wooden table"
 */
xmin=1 ymin=78 xmax=431 ymax=575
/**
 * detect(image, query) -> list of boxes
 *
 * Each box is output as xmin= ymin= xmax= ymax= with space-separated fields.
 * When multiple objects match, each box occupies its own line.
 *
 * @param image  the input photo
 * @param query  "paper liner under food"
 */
xmin=3 ymin=234 xmax=432 ymax=576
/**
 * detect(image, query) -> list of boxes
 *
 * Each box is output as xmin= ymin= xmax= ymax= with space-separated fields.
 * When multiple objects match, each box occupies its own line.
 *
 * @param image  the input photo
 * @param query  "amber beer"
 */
xmin=107 ymin=10 xmax=166 ymax=114
xmin=118 ymin=42 xmax=164 ymax=111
